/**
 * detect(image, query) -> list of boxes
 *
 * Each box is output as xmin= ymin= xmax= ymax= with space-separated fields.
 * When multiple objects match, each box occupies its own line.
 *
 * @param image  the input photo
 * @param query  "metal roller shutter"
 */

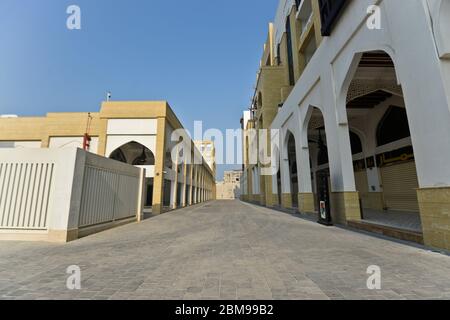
xmin=354 ymin=171 xmax=369 ymax=208
xmin=380 ymin=161 xmax=419 ymax=212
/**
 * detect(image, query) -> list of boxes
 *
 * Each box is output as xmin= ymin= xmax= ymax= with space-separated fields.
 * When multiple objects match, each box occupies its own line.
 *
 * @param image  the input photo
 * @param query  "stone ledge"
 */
xmin=78 ymin=217 xmax=137 ymax=239
xmin=348 ymin=220 xmax=424 ymax=245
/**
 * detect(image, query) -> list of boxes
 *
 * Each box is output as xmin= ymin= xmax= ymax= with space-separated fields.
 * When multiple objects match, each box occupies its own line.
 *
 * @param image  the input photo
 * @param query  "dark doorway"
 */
xmin=163 ymin=180 xmax=171 ymax=208
xmin=307 ymin=108 xmax=331 ymax=221
xmin=287 ymin=132 xmax=299 ymax=208
xmin=145 ymin=178 xmax=154 ymax=207
xmin=316 ymin=169 xmax=332 ymax=225
xmin=177 ymin=183 xmax=183 ymax=207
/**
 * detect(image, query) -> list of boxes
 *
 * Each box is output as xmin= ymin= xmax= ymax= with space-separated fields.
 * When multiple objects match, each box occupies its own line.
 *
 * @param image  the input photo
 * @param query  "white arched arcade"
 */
xmin=270 ymin=0 xmax=450 ymax=242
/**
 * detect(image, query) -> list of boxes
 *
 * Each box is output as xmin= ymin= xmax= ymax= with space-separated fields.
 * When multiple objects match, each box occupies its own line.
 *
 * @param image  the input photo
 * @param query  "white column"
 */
xmin=295 ymin=122 xmax=313 ymax=194
xmin=322 ymin=70 xmax=356 ymax=192
xmin=384 ymin=0 xmax=450 ymax=187
xmin=182 ymin=162 xmax=187 ymax=207
xmin=189 ymin=164 xmax=193 ymax=205
xmin=169 ymin=180 xmax=176 ymax=208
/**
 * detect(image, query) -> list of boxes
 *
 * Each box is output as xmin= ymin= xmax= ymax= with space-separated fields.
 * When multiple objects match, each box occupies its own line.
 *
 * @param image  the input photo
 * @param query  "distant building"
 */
xmin=0 ymin=101 xmax=215 ymax=215
xmin=216 ymin=170 xmax=243 ymax=200
xmin=194 ymin=140 xmax=216 ymax=199
xmin=194 ymin=140 xmax=216 ymax=173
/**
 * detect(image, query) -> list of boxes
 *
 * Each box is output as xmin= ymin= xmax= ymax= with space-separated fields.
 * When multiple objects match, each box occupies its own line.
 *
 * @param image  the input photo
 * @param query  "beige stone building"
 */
xmin=194 ymin=140 xmax=217 ymax=199
xmin=216 ymin=170 xmax=242 ymax=200
xmin=241 ymin=0 xmax=450 ymax=252
xmin=194 ymin=141 xmax=216 ymax=173
xmin=0 ymin=101 xmax=215 ymax=215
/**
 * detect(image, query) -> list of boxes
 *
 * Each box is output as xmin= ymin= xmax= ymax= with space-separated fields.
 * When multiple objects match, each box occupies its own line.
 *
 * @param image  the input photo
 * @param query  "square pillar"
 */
xmin=298 ymin=193 xmax=315 ymax=213
xmin=263 ymin=175 xmax=275 ymax=207
xmin=281 ymin=193 xmax=293 ymax=209
xmin=182 ymin=162 xmax=188 ymax=207
xmin=170 ymin=180 xmax=176 ymax=209
xmin=188 ymin=164 xmax=193 ymax=206
xmin=330 ymin=191 xmax=361 ymax=225
xmin=418 ymin=187 xmax=450 ymax=251
xmin=152 ymin=118 xmax=166 ymax=215
xmin=269 ymin=194 xmax=279 ymax=207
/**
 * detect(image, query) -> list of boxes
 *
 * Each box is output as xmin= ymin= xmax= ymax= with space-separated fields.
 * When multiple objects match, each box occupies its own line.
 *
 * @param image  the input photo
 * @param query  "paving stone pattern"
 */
xmin=1 ymin=201 xmax=450 ymax=300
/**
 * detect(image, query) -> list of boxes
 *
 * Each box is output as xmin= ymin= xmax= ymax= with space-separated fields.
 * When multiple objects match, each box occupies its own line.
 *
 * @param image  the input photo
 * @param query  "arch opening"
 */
xmin=110 ymin=141 xmax=155 ymax=166
xmin=286 ymin=131 xmax=298 ymax=208
xmin=350 ymin=131 xmax=363 ymax=155
xmin=109 ymin=141 xmax=155 ymax=208
xmin=344 ymin=50 xmax=422 ymax=233
xmin=307 ymin=107 xmax=331 ymax=218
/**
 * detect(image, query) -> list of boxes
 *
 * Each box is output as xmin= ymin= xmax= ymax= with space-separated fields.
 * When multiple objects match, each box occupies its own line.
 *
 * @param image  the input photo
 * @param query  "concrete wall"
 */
xmin=0 ymin=141 xmax=41 ymax=148
xmin=49 ymin=136 xmax=99 ymax=154
xmin=77 ymin=151 xmax=143 ymax=232
xmin=0 ymin=148 xmax=144 ymax=242
xmin=216 ymin=182 xmax=241 ymax=200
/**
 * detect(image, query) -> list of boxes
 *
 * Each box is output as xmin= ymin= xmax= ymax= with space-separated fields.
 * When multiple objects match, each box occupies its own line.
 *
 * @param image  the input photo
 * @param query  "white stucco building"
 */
xmin=241 ymin=0 xmax=450 ymax=251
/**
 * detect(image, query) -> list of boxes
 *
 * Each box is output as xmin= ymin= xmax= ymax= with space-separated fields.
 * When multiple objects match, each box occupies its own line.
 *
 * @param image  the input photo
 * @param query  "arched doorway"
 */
xmin=270 ymin=138 xmax=282 ymax=207
xmin=349 ymin=130 xmax=367 ymax=215
xmin=276 ymin=165 xmax=282 ymax=207
xmin=344 ymin=51 xmax=422 ymax=233
xmin=307 ymin=108 xmax=331 ymax=222
xmin=376 ymin=106 xmax=419 ymax=213
xmin=109 ymin=141 xmax=155 ymax=208
xmin=286 ymin=131 xmax=298 ymax=208
xmin=110 ymin=141 xmax=155 ymax=166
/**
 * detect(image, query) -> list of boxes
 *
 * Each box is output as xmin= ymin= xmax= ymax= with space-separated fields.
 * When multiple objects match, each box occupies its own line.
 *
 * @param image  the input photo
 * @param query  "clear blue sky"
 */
xmin=0 ymin=0 xmax=278 ymax=180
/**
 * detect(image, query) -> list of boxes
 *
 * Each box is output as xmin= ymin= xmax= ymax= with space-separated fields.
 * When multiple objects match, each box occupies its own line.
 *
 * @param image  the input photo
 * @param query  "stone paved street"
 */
xmin=1 ymin=200 xmax=450 ymax=300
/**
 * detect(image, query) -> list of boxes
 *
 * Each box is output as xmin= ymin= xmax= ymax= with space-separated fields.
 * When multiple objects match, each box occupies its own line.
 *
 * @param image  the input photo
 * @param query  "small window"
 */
xmin=350 ymin=131 xmax=363 ymax=155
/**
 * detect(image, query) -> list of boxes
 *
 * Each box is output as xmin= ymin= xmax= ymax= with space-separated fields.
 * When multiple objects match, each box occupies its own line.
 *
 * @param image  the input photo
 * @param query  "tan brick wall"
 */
xmin=258 ymin=193 xmax=266 ymax=206
xmin=298 ymin=193 xmax=315 ymax=213
xmin=330 ymin=192 xmax=362 ymax=225
xmin=281 ymin=193 xmax=294 ymax=210
xmin=418 ymin=187 xmax=450 ymax=251
xmin=265 ymin=188 xmax=276 ymax=207
xmin=271 ymin=194 xmax=280 ymax=207
xmin=363 ymin=192 xmax=385 ymax=211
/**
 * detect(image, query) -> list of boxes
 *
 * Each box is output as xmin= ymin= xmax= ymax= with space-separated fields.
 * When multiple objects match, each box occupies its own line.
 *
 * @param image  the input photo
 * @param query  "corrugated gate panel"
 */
xmin=381 ymin=161 xmax=419 ymax=212
xmin=0 ymin=163 xmax=53 ymax=230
